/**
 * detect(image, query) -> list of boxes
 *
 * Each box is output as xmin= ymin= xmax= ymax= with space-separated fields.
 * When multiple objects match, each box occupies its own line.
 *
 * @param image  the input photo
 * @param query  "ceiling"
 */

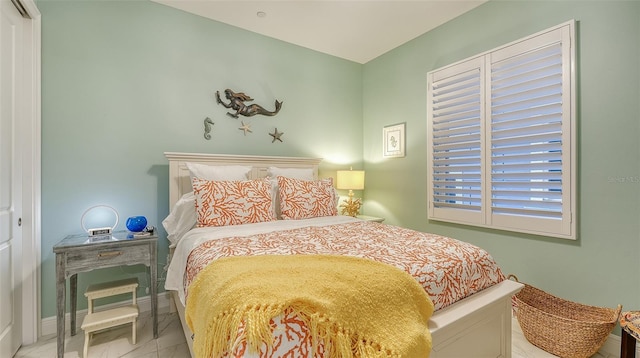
xmin=151 ymin=0 xmax=488 ymax=64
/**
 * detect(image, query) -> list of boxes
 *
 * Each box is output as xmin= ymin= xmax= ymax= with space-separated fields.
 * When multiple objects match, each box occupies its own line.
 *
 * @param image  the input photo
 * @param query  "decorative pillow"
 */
xmin=186 ymin=162 xmax=251 ymax=181
xmin=192 ymin=177 xmax=276 ymax=227
xmin=267 ymin=167 xmax=315 ymax=219
xmin=277 ymin=176 xmax=338 ymax=220
xmin=267 ymin=167 xmax=314 ymax=180
xmin=162 ymin=192 xmax=197 ymax=246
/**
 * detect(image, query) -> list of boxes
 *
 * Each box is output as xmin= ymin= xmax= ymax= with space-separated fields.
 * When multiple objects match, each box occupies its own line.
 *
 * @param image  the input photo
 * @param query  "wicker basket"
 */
xmin=512 ymin=282 xmax=621 ymax=358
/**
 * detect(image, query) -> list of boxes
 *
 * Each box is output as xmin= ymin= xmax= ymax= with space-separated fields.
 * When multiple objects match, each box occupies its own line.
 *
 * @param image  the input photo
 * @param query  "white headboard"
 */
xmin=164 ymin=152 xmax=322 ymax=209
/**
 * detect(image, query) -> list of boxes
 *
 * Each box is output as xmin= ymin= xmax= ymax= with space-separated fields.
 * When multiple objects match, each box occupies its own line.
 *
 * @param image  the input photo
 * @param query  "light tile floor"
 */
xmin=15 ymin=309 xmax=189 ymax=358
xmin=16 ymin=312 xmax=613 ymax=358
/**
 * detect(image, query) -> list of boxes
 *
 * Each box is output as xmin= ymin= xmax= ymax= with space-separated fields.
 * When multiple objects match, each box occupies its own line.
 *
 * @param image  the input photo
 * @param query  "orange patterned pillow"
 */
xmin=192 ymin=177 xmax=276 ymax=227
xmin=277 ymin=176 xmax=337 ymax=220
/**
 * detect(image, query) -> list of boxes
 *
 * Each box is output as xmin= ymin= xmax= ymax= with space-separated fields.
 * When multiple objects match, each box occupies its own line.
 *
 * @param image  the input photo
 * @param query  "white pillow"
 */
xmin=186 ymin=162 xmax=251 ymax=181
xmin=267 ymin=167 xmax=314 ymax=180
xmin=162 ymin=192 xmax=197 ymax=246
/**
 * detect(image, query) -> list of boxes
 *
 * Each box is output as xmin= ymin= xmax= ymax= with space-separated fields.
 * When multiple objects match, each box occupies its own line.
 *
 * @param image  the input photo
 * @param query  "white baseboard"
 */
xmin=600 ymin=333 xmax=621 ymax=357
xmin=41 ymin=292 xmax=172 ymax=337
xmin=599 ymin=331 xmax=640 ymax=358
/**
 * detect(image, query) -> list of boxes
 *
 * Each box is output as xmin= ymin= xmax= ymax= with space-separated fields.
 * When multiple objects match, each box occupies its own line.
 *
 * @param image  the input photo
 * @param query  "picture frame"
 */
xmin=383 ymin=123 xmax=405 ymax=158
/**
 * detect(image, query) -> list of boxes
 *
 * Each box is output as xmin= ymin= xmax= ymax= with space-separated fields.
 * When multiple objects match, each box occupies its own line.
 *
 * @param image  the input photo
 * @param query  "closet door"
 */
xmin=0 ymin=0 xmax=26 ymax=355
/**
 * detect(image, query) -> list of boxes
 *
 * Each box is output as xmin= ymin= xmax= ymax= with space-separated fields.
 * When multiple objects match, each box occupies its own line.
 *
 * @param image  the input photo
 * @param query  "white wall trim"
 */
xmin=41 ymin=292 xmax=172 ymax=337
xmin=16 ymin=0 xmax=41 ymax=346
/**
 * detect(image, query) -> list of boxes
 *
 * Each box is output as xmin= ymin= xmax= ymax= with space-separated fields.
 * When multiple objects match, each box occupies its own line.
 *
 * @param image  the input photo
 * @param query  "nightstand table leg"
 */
xmin=55 ymin=254 xmax=65 ymax=358
xmin=70 ymin=273 xmax=77 ymax=336
xmin=621 ymin=328 xmax=636 ymax=358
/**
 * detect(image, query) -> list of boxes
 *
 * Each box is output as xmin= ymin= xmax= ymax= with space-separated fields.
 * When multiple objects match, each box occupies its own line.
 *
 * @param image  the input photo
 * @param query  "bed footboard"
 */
xmin=170 ymin=279 xmax=522 ymax=358
xmin=429 ymin=279 xmax=523 ymax=358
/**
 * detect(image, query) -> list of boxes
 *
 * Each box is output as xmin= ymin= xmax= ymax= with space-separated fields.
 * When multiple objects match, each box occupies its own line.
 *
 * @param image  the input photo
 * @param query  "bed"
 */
xmin=163 ymin=151 xmax=523 ymax=358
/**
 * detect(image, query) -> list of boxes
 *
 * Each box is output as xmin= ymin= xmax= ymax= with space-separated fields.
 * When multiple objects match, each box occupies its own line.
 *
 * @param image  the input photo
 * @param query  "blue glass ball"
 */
xmin=126 ymin=216 xmax=147 ymax=232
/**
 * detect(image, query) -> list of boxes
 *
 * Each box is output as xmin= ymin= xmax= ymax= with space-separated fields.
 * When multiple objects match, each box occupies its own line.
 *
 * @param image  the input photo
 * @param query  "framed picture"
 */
xmin=383 ymin=123 xmax=405 ymax=158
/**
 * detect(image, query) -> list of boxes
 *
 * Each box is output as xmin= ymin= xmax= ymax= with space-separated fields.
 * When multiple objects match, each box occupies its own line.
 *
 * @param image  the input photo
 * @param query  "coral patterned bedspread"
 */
xmin=165 ymin=215 xmax=505 ymax=311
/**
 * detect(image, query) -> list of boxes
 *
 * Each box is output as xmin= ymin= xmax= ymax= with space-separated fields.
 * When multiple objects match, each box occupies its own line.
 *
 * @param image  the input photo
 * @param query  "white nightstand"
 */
xmin=356 ymin=215 xmax=385 ymax=223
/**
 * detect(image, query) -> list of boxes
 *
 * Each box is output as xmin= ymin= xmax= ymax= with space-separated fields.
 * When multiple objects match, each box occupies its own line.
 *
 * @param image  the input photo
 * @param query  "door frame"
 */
xmin=14 ymin=0 xmax=41 ymax=345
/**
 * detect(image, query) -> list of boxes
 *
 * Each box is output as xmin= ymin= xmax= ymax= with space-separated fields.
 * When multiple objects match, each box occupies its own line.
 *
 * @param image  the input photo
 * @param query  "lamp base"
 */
xmin=340 ymin=191 xmax=362 ymax=217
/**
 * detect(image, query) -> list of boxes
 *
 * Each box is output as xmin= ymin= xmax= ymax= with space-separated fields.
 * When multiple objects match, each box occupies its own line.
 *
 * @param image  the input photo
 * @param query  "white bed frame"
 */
xmin=165 ymin=152 xmax=523 ymax=358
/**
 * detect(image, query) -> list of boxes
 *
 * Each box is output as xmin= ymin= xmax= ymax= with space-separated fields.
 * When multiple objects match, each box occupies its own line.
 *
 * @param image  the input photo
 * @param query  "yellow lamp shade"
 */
xmin=336 ymin=170 xmax=365 ymax=190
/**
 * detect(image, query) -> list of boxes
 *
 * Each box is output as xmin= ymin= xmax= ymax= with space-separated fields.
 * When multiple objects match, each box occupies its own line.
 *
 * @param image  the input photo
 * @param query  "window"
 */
xmin=426 ymin=21 xmax=576 ymax=239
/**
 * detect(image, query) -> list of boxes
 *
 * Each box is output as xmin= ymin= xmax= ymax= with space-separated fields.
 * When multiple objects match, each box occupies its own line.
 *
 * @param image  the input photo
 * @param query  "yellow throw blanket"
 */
xmin=186 ymin=254 xmax=434 ymax=358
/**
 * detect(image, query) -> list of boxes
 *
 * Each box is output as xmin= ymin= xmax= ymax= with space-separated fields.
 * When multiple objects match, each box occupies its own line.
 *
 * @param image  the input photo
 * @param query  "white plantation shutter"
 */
xmin=427 ymin=21 xmax=575 ymax=239
xmin=490 ymin=42 xmax=565 ymax=221
xmin=427 ymin=57 xmax=484 ymax=224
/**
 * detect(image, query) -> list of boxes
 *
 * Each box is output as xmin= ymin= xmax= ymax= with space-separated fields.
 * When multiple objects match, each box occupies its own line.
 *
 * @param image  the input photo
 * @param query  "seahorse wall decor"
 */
xmin=215 ymin=89 xmax=282 ymax=118
xmin=203 ymin=117 xmax=214 ymax=140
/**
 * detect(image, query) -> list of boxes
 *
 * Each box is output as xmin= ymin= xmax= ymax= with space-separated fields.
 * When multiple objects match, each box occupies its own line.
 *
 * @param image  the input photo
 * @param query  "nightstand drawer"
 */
xmin=65 ymin=244 xmax=150 ymax=273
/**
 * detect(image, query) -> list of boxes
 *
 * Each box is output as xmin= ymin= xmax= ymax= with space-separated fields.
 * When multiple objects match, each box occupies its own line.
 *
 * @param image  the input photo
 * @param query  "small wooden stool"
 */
xmin=620 ymin=311 xmax=640 ymax=358
xmin=81 ymin=278 xmax=139 ymax=358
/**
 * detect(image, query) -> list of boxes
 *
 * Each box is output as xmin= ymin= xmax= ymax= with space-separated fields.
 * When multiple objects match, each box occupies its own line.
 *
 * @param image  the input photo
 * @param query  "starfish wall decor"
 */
xmin=238 ymin=121 xmax=252 ymax=136
xmin=269 ymin=128 xmax=284 ymax=143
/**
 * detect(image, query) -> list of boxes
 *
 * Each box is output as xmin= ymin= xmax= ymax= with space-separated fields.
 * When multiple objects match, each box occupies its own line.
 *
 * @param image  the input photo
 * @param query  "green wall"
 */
xmin=39 ymin=0 xmax=362 ymax=318
xmin=362 ymin=0 xmax=640 ymax=322
xmin=39 ymin=0 xmax=640 ymax=331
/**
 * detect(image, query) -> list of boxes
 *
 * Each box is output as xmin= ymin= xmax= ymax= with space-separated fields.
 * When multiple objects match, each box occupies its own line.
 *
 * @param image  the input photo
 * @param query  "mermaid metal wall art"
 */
xmin=215 ymin=89 xmax=282 ymax=118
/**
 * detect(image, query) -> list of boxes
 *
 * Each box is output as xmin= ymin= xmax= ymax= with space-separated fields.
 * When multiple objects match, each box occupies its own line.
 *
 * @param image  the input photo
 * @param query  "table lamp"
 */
xmin=81 ymin=205 xmax=119 ymax=237
xmin=337 ymin=169 xmax=365 ymax=217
